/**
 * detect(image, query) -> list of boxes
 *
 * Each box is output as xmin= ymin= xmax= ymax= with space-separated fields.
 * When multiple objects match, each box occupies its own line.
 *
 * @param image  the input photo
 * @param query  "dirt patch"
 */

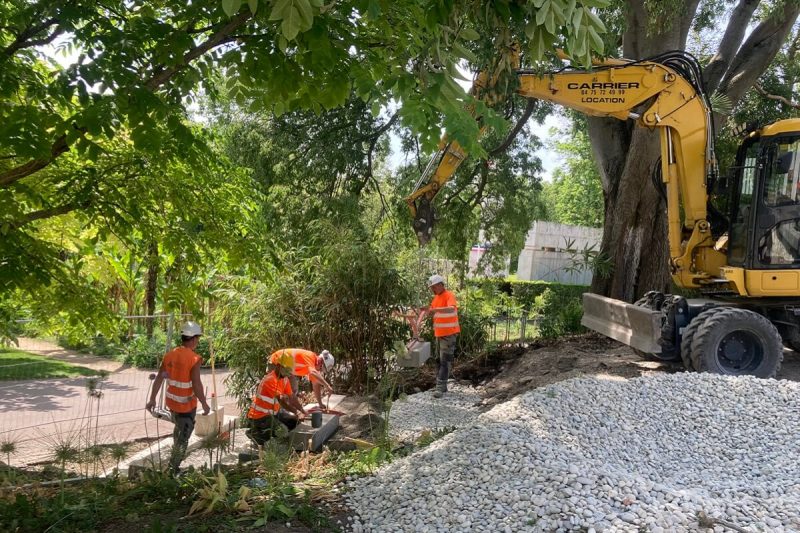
xmin=469 ymin=333 xmax=800 ymax=407
xmin=326 ymin=396 xmax=385 ymax=451
xmin=477 ymin=333 xmax=681 ymax=406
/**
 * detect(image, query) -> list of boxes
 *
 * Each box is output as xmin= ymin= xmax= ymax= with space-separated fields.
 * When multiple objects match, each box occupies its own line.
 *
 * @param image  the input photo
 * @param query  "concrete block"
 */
xmin=289 ymin=413 xmax=339 ymax=452
xmin=397 ymin=340 xmax=430 ymax=368
xmin=195 ymin=407 xmax=225 ymax=437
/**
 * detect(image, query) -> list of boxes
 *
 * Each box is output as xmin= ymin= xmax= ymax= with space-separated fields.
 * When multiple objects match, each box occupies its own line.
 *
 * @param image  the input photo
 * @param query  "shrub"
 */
xmin=466 ymin=278 xmax=588 ymax=339
xmin=216 ymin=223 xmax=418 ymax=405
xmin=122 ymin=333 xmax=167 ymax=368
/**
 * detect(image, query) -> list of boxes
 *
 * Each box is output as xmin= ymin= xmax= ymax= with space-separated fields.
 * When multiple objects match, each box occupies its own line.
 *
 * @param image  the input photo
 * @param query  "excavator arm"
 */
xmin=406 ymin=52 xmax=726 ymax=288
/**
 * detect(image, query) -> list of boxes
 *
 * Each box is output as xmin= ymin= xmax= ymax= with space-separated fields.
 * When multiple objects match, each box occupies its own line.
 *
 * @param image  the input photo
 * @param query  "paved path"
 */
xmin=0 ymin=339 xmax=239 ymax=468
xmin=16 ymin=337 xmax=128 ymax=373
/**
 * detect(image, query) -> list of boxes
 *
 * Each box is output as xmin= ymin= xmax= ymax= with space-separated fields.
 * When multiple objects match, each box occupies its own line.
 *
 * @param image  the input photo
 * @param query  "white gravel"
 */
xmin=346 ymin=373 xmax=800 ymax=532
xmin=387 ymin=383 xmax=483 ymax=441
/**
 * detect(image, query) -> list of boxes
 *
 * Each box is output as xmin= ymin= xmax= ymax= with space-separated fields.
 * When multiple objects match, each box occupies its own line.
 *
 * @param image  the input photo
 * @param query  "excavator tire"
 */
xmin=678 ymin=309 xmax=717 ymax=371
xmin=689 ymin=308 xmax=783 ymax=378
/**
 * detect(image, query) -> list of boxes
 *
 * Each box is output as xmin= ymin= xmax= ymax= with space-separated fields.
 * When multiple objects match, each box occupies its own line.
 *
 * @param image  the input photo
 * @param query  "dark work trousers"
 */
xmin=436 ymin=334 xmax=458 ymax=391
xmin=246 ymin=410 xmax=299 ymax=446
xmin=170 ymin=409 xmax=196 ymax=473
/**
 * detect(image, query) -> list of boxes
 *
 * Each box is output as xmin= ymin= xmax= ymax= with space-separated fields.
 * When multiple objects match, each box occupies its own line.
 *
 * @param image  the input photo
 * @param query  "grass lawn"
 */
xmin=0 ymin=347 xmax=100 ymax=380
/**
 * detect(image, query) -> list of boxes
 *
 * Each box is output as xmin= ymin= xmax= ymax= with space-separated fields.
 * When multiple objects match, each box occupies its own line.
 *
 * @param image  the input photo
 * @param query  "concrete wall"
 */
xmin=516 ymin=221 xmax=602 ymax=285
xmin=468 ymin=245 xmax=509 ymax=278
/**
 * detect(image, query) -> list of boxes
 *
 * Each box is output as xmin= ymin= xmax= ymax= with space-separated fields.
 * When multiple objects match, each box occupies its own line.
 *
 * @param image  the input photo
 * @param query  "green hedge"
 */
xmin=465 ymin=279 xmax=589 ymax=338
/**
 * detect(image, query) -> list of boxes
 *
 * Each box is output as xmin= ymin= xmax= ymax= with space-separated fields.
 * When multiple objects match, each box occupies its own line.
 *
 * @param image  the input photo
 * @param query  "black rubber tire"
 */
xmin=679 ymin=309 xmax=717 ymax=371
xmin=690 ymin=308 xmax=783 ymax=378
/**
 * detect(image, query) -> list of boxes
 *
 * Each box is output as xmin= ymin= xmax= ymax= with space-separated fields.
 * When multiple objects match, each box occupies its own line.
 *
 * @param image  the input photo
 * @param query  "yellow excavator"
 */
xmin=406 ymin=50 xmax=800 ymax=378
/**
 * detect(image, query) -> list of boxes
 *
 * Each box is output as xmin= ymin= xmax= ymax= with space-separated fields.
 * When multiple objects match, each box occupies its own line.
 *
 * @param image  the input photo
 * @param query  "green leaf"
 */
xmin=310 ymin=0 xmax=323 ymax=6
xmin=585 ymin=8 xmax=606 ymax=32
xmin=295 ymin=0 xmax=314 ymax=29
xmin=572 ymin=8 xmax=583 ymax=31
xmin=536 ymin=1 xmax=550 ymax=25
xmin=545 ymin=10 xmax=556 ymax=34
xmin=367 ymin=0 xmax=381 ymax=19
xmin=222 ymin=0 xmax=242 ymax=17
xmin=270 ymin=0 xmax=292 ymax=20
xmin=281 ymin=7 xmax=302 ymax=40
xmin=460 ymin=27 xmax=480 ymax=41
xmin=248 ymin=0 xmax=258 ymax=13
xmin=587 ymin=27 xmax=604 ymax=54
xmin=452 ymin=42 xmax=477 ymax=63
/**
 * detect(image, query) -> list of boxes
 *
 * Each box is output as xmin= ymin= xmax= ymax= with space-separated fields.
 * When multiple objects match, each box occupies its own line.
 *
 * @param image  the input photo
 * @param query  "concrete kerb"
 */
xmin=118 ymin=395 xmax=347 ymax=477
xmin=119 ymin=415 xmax=239 ymax=478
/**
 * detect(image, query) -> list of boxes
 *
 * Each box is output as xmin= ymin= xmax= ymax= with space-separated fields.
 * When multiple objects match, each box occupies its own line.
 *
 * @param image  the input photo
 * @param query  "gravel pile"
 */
xmin=346 ymin=373 xmax=800 ymax=532
xmin=387 ymin=383 xmax=483 ymax=441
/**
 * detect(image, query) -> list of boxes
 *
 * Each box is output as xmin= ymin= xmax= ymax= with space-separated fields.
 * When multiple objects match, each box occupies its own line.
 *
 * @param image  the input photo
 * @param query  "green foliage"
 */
xmin=122 ymin=334 xmax=168 ymax=369
xmin=216 ymin=221 xmax=417 ymax=403
xmin=543 ymin=117 xmax=604 ymax=228
xmin=533 ymin=288 xmax=585 ymax=338
xmin=466 ymin=278 xmax=588 ymax=338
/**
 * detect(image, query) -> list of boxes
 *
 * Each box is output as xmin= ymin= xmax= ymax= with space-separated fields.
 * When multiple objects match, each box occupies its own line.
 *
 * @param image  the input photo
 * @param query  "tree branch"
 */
xmin=753 ymin=82 xmax=800 ymax=110
xmin=0 ymin=134 xmax=70 ymax=188
xmin=488 ymin=99 xmax=536 ymax=157
xmin=703 ymin=0 xmax=761 ymax=94
xmin=719 ymin=3 xmax=800 ymax=105
xmin=145 ymin=11 xmax=252 ymax=91
xmin=2 ymin=17 xmax=61 ymax=57
xmin=0 ymin=12 xmax=253 ymax=188
xmin=9 ymin=202 xmax=81 ymax=229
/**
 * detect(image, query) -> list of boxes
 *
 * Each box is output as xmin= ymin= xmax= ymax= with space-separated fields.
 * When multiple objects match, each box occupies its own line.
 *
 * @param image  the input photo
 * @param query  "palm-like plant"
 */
xmin=1 ymin=437 xmax=18 ymax=482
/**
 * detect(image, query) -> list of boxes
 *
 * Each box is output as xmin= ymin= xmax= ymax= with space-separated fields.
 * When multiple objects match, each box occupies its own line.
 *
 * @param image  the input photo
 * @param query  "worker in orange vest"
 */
xmin=146 ymin=321 xmax=210 ymax=474
xmin=269 ymin=348 xmax=335 ymax=409
xmin=419 ymin=274 xmax=460 ymax=398
xmin=246 ymin=352 xmax=307 ymax=446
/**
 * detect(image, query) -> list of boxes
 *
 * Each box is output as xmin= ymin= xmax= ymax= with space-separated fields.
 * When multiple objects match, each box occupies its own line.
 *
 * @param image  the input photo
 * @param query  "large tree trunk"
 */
xmin=589 ymin=0 xmax=695 ymax=300
xmin=145 ymin=241 xmax=159 ymax=338
xmin=589 ymin=0 xmax=798 ymax=301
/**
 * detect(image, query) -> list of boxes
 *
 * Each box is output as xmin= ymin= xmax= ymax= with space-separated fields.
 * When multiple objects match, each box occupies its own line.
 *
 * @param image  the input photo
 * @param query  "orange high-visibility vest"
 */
xmin=247 ymin=371 xmax=292 ymax=419
xmin=269 ymin=349 xmax=320 ymax=385
xmin=430 ymin=290 xmax=460 ymax=337
xmin=161 ymin=346 xmax=201 ymax=413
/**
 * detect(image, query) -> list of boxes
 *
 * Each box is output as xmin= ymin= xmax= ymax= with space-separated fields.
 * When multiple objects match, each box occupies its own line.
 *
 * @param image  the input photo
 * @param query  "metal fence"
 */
xmin=487 ymin=314 xmax=542 ymax=343
xmin=0 ymin=332 xmax=236 ymax=472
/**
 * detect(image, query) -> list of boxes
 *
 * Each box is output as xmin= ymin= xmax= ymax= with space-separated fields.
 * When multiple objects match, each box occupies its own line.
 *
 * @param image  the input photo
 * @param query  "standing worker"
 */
xmin=145 ymin=321 xmax=210 ymax=475
xmin=269 ymin=348 xmax=335 ymax=410
xmin=420 ymin=274 xmax=460 ymax=398
xmin=245 ymin=353 xmax=306 ymax=446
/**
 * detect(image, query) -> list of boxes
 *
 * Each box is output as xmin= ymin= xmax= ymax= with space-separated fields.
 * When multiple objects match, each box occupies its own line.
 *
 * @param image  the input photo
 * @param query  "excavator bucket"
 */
xmin=581 ymin=293 xmax=664 ymax=354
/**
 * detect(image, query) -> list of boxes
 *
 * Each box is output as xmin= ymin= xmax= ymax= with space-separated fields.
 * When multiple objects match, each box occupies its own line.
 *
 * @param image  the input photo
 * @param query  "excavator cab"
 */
xmin=728 ymin=130 xmax=800 ymax=269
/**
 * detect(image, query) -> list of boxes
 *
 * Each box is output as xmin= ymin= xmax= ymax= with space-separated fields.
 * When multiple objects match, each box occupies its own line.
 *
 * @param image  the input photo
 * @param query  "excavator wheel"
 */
xmin=678 ymin=307 xmax=720 ymax=371
xmin=689 ymin=308 xmax=783 ymax=378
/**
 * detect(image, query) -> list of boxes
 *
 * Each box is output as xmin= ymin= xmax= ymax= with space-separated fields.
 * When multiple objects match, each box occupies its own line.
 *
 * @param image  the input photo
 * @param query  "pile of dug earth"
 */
xmin=346 ymin=373 xmax=800 ymax=532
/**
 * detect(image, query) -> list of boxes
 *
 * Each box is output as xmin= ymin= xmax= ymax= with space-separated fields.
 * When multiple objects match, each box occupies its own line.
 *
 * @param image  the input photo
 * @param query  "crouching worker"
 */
xmin=145 ymin=321 xmax=210 ymax=475
xmin=269 ymin=348 xmax=335 ymax=410
xmin=245 ymin=353 xmax=306 ymax=446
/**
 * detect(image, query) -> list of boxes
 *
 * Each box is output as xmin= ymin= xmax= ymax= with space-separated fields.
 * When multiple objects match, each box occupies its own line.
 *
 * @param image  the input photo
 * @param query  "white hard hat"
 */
xmin=428 ymin=274 xmax=445 ymax=287
xmin=320 ymin=350 xmax=335 ymax=370
xmin=180 ymin=321 xmax=202 ymax=337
